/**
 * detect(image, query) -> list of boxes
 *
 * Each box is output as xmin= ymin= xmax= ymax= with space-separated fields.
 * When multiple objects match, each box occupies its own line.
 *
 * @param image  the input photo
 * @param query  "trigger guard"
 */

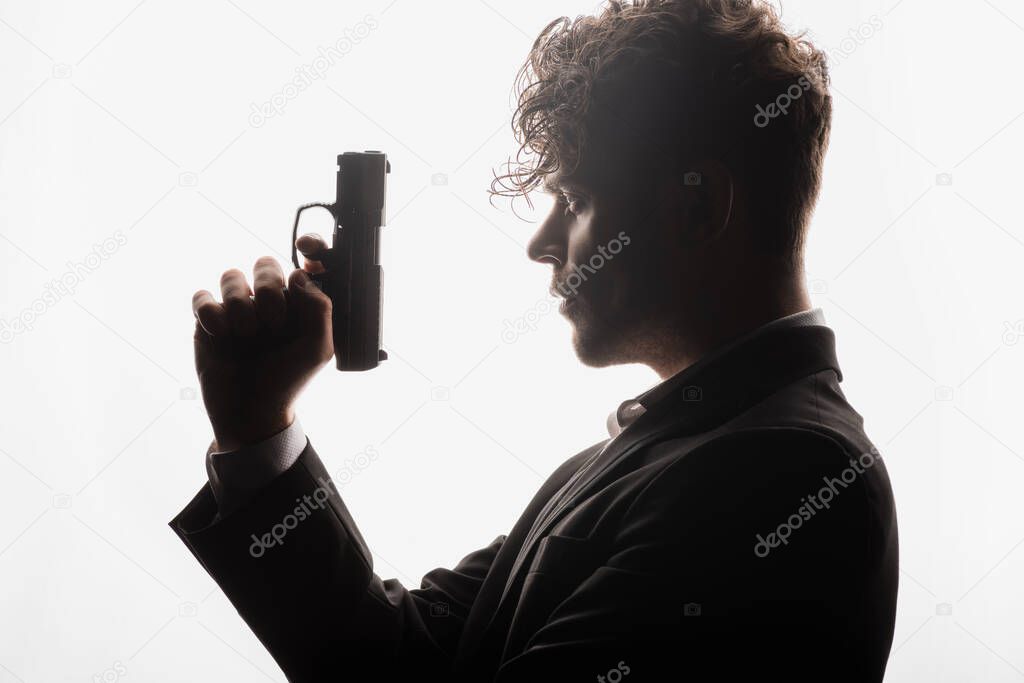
xmin=292 ymin=203 xmax=336 ymax=269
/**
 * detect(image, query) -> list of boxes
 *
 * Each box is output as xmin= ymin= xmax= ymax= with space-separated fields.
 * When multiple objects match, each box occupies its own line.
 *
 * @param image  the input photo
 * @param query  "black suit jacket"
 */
xmin=171 ymin=325 xmax=898 ymax=682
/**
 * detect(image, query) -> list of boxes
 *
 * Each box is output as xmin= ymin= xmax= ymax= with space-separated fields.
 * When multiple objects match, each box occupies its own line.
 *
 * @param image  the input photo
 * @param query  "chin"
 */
xmin=567 ymin=298 xmax=655 ymax=368
xmin=569 ymin=317 xmax=629 ymax=368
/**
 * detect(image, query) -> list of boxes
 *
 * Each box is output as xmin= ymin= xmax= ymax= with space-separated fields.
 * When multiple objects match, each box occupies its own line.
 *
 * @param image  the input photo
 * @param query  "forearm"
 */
xmin=173 ymin=441 xmax=492 ymax=680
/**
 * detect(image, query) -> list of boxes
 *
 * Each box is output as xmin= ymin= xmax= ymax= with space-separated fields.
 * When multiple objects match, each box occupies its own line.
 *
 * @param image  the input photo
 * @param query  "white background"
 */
xmin=1 ymin=0 xmax=1022 ymax=680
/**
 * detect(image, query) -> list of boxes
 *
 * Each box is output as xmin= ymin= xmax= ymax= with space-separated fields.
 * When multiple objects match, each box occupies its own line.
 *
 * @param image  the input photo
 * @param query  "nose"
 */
xmin=527 ymin=209 xmax=566 ymax=266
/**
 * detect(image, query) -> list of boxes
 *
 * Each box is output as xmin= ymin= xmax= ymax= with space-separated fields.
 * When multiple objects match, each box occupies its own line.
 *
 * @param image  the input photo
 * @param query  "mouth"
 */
xmin=557 ymin=293 xmax=580 ymax=315
xmin=551 ymin=282 xmax=582 ymax=316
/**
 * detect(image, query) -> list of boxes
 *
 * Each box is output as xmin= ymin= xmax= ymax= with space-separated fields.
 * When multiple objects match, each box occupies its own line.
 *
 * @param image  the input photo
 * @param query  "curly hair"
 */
xmin=492 ymin=0 xmax=832 ymax=260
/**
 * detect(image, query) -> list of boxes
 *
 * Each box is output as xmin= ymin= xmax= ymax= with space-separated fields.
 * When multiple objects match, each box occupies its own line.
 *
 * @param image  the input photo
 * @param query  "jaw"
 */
xmin=566 ymin=300 xmax=636 ymax=368
xmin=568 ymin=291 xmax=687 ymax=371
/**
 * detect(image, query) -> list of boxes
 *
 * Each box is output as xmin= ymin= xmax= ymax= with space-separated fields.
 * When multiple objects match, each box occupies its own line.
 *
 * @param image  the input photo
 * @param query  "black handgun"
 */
xmin=291 ymin=151 xmax=390 ymax=371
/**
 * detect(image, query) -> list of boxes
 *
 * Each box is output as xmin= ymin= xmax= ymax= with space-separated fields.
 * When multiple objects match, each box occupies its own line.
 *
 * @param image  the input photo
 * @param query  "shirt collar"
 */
xmin=607 ymin=308 xmax=827 ymax=437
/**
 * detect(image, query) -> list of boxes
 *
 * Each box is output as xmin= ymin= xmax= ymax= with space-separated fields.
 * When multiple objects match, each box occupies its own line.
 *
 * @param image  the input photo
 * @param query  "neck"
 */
xmin=646 ymin=269 xmax=812 ymax=380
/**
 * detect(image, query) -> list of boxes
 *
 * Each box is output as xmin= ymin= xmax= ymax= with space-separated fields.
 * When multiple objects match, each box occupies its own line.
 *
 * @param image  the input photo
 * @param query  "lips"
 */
xmin=556 ymin=292 xmax=580 ymax=315
xmin=551 ymin=281 xmax=582 ymax=315
xmin=550 ymin=281 xmax=581 ymax=300
xmin=551 ymin=286 xmax=577 ymax=301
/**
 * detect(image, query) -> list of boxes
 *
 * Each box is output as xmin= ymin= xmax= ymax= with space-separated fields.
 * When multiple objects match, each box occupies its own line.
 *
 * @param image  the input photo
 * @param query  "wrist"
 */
xmin=212 ymin=407 xmax=295 ymax=453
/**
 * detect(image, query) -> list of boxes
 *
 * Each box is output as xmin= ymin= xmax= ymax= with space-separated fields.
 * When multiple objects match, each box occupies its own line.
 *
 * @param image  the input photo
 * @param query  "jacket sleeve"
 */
xmin=493 ymin=428 xmax=889 ymax=683
xmin=170 ymin=441 xmax=503 ymax=682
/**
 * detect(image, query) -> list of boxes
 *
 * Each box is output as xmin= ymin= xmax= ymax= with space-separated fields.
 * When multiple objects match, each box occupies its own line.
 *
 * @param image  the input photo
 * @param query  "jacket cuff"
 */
xmin=169 ymin=442 xmax=380 ymax=676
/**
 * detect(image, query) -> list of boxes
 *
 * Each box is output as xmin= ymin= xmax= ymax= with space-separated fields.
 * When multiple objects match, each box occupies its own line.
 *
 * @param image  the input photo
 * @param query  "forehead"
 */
xmin=544 ymin=142 xmax=635 ymax=195
xmin=542 ymin=170 xmax=595 ymax=194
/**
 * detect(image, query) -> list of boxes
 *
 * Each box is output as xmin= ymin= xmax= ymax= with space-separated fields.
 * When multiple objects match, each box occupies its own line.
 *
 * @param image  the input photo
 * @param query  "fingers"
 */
xmin=194 ymin=259 xmax=330 ymax=348
xmin=220 ymin=268 xmax=258 ymax=336
xmin=252 ymin=257 xmax=287 ymax=329
xmin=296 ymin=233 xmax=328 ymax=256
xmin=192 ymin=289 xmax=228 ymax=337
xmin=296 ymin=233 xmax=328 ymax=274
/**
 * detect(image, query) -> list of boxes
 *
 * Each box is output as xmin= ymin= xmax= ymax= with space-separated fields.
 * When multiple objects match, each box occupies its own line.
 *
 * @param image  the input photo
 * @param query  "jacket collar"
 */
xmin=495 ymin=323 xmax=843 ymax=615
xmin=609 ymin=308 xmax=828 ymax=437
xmin=627 ymin=322 xmax=841 ymax=436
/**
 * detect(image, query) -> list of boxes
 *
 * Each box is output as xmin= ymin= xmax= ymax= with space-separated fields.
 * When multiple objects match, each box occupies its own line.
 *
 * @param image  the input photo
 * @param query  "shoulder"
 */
xmin=648 ymin=426 xmax=870 ymax=492
xmin=619 ymin=428 xmax=881 ymax=553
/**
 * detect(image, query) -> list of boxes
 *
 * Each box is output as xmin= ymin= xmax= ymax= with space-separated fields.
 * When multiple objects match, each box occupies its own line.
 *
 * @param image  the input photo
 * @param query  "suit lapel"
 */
xmin=493 ymin=325 xmax=842 ymax=615
xmin=496 ymin=408 xmax=694 ymax=607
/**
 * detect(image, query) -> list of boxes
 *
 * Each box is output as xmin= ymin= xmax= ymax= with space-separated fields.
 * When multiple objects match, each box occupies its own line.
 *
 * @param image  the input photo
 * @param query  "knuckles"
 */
xmin=195 ymin=302 xmax=220 ymax=319
xmin=253 ymin=281 xmax=286 ymax=298
xmin=254 ymin=256 xmax=278 ymax=269
xmin=220 ymin=268 xmax=245 ymax=286
xmin=309 ymin=292 xmax=333 ymax=315
xmin=222 ymin=292 xmax=250 ymax=309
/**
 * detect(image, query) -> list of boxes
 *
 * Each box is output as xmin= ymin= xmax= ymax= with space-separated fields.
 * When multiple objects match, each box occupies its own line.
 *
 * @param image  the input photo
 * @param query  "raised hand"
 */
xmin=192 ymin=253 xmax=332 ymax=452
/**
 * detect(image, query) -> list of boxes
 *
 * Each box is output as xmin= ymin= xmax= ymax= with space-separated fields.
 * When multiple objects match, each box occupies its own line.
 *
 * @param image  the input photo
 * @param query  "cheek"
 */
xmin=572 ymin=216 xmax=634 ymax=301
xmin=565 ymin=217 xmax=597 ymax=267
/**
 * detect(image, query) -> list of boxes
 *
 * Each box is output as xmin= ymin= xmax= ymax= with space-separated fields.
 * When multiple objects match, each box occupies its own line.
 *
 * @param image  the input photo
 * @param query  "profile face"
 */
xmin=528 ymin=168 xmax=678 ymax=368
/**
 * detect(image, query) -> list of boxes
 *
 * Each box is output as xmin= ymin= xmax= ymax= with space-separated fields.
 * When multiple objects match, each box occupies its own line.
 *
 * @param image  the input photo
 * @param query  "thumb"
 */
xmin=193 ymin=320 xmax=216 ymax=375
xmin=288 ymin=269 xmax=333 ymax=337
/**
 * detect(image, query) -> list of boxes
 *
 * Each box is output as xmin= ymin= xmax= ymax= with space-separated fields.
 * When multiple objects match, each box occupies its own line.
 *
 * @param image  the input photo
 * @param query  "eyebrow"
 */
xmin=543 ymin=177 xmax=587 ymax=195
xmin=542 ymin=178 xmax=564 ymax=195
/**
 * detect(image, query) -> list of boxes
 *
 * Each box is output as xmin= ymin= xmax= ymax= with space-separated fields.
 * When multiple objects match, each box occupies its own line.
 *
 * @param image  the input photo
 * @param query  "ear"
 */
xmin=669 ymin=159 xmax=735 ymax=245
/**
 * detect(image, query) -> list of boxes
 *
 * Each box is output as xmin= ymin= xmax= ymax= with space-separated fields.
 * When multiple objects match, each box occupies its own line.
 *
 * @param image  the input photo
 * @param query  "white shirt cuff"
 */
xmin=205 ymin=419 xmax=307 ymax=514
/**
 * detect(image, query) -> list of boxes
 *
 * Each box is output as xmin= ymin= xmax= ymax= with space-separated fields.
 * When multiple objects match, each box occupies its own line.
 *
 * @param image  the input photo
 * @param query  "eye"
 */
xmin=559 ymin=192 xmax=585 ymax=216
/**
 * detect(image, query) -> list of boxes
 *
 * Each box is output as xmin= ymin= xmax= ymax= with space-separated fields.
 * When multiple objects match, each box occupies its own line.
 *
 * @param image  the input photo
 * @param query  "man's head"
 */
xmin=493 ymin=0 xmax=832 ymax=374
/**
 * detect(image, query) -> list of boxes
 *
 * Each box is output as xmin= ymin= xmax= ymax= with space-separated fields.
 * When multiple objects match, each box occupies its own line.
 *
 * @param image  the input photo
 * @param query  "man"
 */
xmin=175 ymin=1 xmax=898 ymax=680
